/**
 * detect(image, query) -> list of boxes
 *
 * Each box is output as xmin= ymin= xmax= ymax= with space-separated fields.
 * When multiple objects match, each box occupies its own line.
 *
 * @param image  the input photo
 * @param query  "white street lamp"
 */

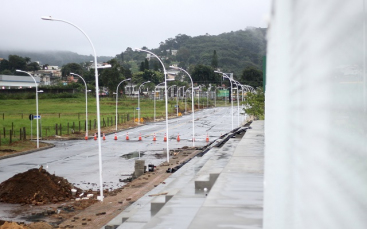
xmin=115 ymin=78 xmax=131 ymax=131
xmin=138 ymin=81 xmax=150 ymax=125
xmin=135 ymin=49 xmax=170 ymax=162
xmin=169 ymin=66 xmax=196 ymax=146
xmin=42 ymin=16 xmax=104 ymax=201
xmin=70 ymin=73 xmax=90 ymax=139
xmin=233 ymin=81 xmax=241 ymax=127
xmin=177 ymin=86 xmax=185 ymax=116
xmin=16 ymin=70 xmax=40 ymax=148
xmin=154 ymin=82 xmax=165 ymax=122
xmin=215 ymin=71 xmax=234 ymax=130
xmin=207 ymin=85 xmax=212 ymax=108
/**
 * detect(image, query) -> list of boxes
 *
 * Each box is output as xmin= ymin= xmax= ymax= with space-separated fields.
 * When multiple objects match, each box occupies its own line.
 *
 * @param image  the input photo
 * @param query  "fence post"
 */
xmin=103 ymin=118 xmax=105 ymax=127
xmin=94 ymin=119 xmax=96 ymax=129
xmin=9 ymin=130 xmax=12 ymax=144
xmin=23 ymin=127 xmax=26 ymax=140
xmin=60 ymin=124 xmax=62 ymax=136
xmin=20 ymin=128 xmax=22 ymax=140
xmin=79 ymin=121 xmax=81 ymax=132
xmin=55 ymin=123 xmax=58 ymax=135
xmin=89 ymin=120 xmax=91 ymax=130
xmin=127 ymin=113 xmax=130 ymax=121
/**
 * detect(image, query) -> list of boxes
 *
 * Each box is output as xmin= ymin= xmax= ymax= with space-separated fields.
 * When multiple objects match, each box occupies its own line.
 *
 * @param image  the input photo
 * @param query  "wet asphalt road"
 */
xmin=0 ymin=107 xmax=246 ymax=191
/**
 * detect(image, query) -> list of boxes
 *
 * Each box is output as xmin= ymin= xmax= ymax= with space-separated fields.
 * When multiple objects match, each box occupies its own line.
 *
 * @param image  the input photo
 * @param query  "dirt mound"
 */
xmin=0 ymin=221 xmax=53 ymax=229
xmin=0 ymin=167 xmax=81 ymax=205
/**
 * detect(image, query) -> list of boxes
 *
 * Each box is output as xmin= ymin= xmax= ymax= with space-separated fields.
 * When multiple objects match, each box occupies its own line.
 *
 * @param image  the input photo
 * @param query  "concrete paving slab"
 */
xmin=143 ymin=197 xmax=206 ymax=229
xmin=224 ymin=157 xmax=264 ymax=173
xmin=204 ymin=173 xmax=263 ymax=207
xmin=188 ymin=206 xmax=263 ymax=229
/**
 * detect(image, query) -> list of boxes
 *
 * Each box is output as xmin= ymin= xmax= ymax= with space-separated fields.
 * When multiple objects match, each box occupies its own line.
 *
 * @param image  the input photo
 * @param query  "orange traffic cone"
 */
xmin=153 ymin=133 xmax=156 ymax=141
xmin=206 ymin=133 xmax=209 ymax=142
xmin=103 ymin=133 xmax=106 ymax=140
xmin=177 ymin=133 xmax=180 ymax=142
xmin=164 ymin=133 xmax=167 ymax=142
xmin=138 ymin=133 xmax=142 ymax=141
xmin=114 ymin=133 xmax=118 ymax=140
xmin=126 ymin=132 xmax=129 ymax=140
xmin=94 ymin=133 xmax=97 ymax=140
xmin=85 ymin=133 xmax=88 ymax=140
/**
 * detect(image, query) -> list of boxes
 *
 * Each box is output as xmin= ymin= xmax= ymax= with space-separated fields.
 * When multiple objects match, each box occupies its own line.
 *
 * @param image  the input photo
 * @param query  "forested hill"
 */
xmin=119 ymin=27 xmax=267 ymax=85
xmin=0 ymin=50 xmax=112 ymax=67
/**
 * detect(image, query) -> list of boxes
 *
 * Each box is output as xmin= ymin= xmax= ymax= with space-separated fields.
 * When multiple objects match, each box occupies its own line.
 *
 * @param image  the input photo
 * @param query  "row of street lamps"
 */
xmin=15 ymin=16 xmax=253 ymax=202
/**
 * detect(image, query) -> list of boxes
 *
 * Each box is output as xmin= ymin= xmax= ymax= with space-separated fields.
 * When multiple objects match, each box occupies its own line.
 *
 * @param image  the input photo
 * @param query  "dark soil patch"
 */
xmin=0 ymin=167 xmax=82 ymax=205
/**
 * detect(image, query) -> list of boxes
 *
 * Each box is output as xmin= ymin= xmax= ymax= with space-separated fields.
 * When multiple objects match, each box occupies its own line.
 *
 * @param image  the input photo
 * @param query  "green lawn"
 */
xmin=0 ymin=94 xmax=223 ymax=147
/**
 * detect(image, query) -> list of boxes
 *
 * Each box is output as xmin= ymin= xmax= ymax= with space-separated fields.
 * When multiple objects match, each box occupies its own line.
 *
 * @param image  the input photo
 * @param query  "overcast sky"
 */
xmin=1 ymin=0 xmax=270 ymax=57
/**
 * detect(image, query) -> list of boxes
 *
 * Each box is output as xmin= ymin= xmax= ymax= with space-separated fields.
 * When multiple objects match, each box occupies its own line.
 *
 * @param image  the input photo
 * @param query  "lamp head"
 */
xmin=16 ymin=69 xmax=23 ymax=72
xmin=134 ymin=48 xmax=141 ymax=52
xmin=169 ymin=65 xmax=179 ymax=69
xmin=41 ymin=16 xmax=53 ymax=20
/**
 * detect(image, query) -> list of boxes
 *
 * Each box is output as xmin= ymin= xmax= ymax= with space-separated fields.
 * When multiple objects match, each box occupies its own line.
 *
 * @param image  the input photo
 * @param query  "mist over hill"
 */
xmin=0 ymin=50 xmax=112 ymax=67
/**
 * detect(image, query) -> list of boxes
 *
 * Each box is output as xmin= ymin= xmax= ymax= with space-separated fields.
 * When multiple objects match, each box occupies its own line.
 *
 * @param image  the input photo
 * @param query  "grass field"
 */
xmin=0 ymin=94 xmax=224 ymax=149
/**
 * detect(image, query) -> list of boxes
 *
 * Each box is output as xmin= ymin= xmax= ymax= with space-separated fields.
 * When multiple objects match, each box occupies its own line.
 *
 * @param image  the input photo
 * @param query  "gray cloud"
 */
xmin=0 ymin=0 xmax=270 ymax=57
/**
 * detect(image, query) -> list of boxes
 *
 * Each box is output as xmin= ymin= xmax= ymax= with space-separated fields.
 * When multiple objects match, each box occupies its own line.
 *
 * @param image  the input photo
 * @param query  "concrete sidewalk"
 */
xmin=104 ymin=120 xmax=264 ymax=229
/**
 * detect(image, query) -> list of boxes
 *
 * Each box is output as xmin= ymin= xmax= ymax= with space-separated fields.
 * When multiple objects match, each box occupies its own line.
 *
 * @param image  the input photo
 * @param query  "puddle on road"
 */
xmin=120 ymin=151 xmax=166 ymax=160
xmin=121 ymin=151 xmax=145 ymax=159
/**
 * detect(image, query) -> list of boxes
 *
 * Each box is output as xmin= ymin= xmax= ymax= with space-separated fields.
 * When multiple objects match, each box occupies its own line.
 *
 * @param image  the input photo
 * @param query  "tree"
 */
xmin=139 ymin=62 xmax=145 ymax=71
xmin=244 ymin=88 xmax=265 ymax=120
xmin=99 ymin=58 xmax=126 ymax=94
xmin=26 ymin=62 xmax=40 ymax=71
xmin=61 ymin=63 xmax=83 ymax=77
xmin=0 ymin=59 xmax=10 ymax=72
xmin=190 ymin=64 xmax=220 ymax=85
xmin=144 ymin=59 xmax=149 ymax=70
xmin=211 ymin=50 xmax=218 ymax=69
xmin=24 ymin=57 xmax=31 ymax=64
xmin=241 ymin=66 xmax=263 ymax=88
xmin=8 ymin=55 xmax=27 ymax=71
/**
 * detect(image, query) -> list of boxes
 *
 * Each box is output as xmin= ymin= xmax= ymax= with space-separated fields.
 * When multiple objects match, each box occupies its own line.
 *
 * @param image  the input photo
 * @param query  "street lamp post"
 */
xmin=169 ymin=66 xmax=196 ymax=146
xmin=70 ymin=73 xmax=90 ymax=139
xmin=138 ymin=81 xmax=150 ymax=125
xmin=214 ymin=71 xmax=234 ymax=130
xmin=16 ymin=70 xmax=40 ymax=148
xmin=207 ymin=85 xmax=211 ymax=108
xmin=154 ymin=82 xmax=165 ymax=122
xmin=114 ymin=78 xmax=131 ymax=131
xmin=233 ymin=81 xmax=241 ymax=127
xmin=135 ymin=49 xmax=170 ymax=162
xmin=42 ymin=16 xmax=105 ymax=201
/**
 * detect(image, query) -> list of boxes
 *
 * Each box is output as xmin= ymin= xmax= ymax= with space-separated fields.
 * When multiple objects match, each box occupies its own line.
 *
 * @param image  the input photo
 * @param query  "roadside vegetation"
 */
xmin=244 ymin=88 xmax=265 ymax=120
xmin=0 ymin=93 xmax=224 ymax=151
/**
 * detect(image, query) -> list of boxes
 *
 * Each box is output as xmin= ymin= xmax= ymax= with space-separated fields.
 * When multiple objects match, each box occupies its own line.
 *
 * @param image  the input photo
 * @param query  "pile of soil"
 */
xmin=0 ymin=167 xmax=81 ymax=205
xmin=0 ymin=221 xmax=53 ymax=229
